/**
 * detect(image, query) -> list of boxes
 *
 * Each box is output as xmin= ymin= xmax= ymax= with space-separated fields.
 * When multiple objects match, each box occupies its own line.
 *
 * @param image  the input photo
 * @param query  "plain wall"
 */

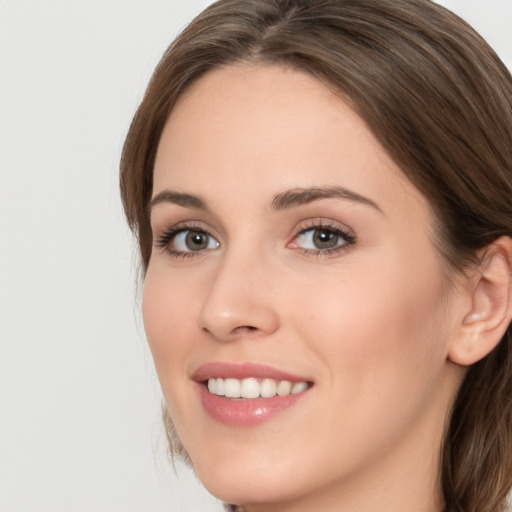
xmin=1 ymin=1 xmax=511 ymax=511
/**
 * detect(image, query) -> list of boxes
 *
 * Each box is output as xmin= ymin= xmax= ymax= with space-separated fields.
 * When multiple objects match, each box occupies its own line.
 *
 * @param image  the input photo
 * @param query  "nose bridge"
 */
xmin=197 ymin=241 xmax=279 ymax=341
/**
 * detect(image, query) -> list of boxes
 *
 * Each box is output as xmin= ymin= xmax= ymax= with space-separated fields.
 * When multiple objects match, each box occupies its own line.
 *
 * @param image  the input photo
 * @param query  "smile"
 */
xmin=193 ymin=363 xmax=314 ymax=426
xmin=207 ymin=377 xmax=310 ymax=398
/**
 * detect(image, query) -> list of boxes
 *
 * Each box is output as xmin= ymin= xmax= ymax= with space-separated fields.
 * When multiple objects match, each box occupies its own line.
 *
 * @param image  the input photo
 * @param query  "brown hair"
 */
xmin=120 ymin=1 xmax=512 ymax=510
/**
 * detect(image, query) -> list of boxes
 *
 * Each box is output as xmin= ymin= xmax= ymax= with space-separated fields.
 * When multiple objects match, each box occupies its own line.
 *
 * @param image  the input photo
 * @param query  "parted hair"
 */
xmin=120 ymin=1 xmax=512 ymax=510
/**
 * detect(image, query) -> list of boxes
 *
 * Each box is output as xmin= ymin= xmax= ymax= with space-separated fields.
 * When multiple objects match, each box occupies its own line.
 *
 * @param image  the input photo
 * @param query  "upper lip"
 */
xmin=192 ymin=362 xmax=312 ymax=383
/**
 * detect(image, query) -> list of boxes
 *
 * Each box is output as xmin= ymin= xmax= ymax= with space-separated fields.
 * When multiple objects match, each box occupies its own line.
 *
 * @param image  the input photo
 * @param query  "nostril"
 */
xmin=201 ymin=324 xmax=258 ymax=338
xmin=232 ymin=325 xmax=260 ymax=336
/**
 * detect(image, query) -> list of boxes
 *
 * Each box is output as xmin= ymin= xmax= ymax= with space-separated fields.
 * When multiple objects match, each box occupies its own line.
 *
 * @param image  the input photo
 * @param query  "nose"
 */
xmin=197 ymin=251 xmax=280 ymax=342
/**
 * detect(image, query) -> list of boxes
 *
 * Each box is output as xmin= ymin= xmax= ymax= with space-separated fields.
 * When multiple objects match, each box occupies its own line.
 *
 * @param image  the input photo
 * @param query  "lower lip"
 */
xmin=198 ymin=384 xmax=310 ymax=427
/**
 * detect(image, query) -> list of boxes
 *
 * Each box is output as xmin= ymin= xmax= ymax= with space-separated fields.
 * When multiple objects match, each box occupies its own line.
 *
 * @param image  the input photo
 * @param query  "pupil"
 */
xmin=313 ymin=229 xmax=338 ymax=249
xmin=186 ymin=231 xmax=208 ymax=250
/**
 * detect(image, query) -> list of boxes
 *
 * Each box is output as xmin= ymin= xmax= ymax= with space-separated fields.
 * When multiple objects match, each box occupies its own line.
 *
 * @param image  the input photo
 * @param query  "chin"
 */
xmin=200 ymin=477 xmax=295 ymax=509
xmin=189 ymin=448 xmax=308 ymax=507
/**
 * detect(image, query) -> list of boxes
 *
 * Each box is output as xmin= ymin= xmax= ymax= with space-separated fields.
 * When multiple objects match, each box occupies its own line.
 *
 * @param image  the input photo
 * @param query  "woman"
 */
xmin=120 ymin=0 xmax=512 ymax=510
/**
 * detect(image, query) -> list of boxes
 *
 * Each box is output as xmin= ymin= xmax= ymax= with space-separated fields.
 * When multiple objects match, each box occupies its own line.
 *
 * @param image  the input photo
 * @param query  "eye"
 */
xmin=297 ymin=228 xmax=342 ymax=250
xmin=290 ymin=223 xmax=356 ymax=255
xmin=156 ymin=226 xmax=220 ymax=256
xmin=173 ymin=230 xmax=219 ymax=252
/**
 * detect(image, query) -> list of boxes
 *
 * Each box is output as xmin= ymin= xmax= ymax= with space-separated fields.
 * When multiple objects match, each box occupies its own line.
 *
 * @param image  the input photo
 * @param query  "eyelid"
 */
xmin=287 ymin=218 xmax=357 ymax=256
xmin=291 ymin=217 xmax=355 ymax=238
xmin=152 ymin=217 xmax=356 ymax=260
xmin=153 ymin=221 xmax=220 ymax=257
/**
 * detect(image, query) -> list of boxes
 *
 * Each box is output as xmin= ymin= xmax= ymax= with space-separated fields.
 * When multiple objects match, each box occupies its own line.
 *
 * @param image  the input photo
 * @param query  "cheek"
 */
xmin=293 ymin=252 xmax=450 ymax=410
xmin=142 ymin=266 xmax=199 ymax=388
xmin=277 ymin=257 xmax=453 ymax=481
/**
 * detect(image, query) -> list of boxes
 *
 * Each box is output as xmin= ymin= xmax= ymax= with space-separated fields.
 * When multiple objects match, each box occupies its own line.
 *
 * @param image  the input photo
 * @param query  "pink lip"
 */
xmin=192 ymin=362 xmax=310 ymax=382
xmin=192 ymin=362 xmax=313 ymax=427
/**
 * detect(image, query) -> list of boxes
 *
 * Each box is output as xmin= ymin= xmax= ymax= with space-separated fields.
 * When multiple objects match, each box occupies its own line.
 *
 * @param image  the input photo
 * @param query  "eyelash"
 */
xmin=155 ymin=223 xmax=213 ymax=259
xmin=154 ymin=220 xmax=357 ymax=259
xmin=292 ymin=220 xmax=356 ymax=258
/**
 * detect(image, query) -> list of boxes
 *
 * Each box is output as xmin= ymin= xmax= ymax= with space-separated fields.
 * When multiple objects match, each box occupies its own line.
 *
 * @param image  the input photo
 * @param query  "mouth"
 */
xmin=205 ymin=377 xmax=311 ymax=399
xmin=192 ymin=362 xmax=314 ymax=426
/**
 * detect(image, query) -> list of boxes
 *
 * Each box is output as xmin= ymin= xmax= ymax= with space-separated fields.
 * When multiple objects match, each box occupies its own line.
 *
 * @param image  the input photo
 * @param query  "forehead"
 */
xmin=153 ymin=63 xmax=427 ymax=221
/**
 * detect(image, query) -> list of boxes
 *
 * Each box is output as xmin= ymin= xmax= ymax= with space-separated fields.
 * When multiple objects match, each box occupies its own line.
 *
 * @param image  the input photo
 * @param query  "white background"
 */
xmin=1 ymin=1 xmax=511 ymax=511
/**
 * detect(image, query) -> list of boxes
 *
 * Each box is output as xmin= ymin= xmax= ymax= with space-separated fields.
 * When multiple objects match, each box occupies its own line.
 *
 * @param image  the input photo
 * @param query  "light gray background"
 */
xmin=1 ymin=1 xmax=511 ymax=511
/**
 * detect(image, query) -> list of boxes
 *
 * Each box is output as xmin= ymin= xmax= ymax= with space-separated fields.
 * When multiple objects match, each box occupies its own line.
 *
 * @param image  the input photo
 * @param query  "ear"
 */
xmin=448 ymin=237 xmax=512 ymax=366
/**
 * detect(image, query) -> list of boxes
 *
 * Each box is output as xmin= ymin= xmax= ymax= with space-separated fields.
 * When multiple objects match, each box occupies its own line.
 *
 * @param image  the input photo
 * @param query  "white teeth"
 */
xmin=224 ymin=378 xmax=241 ymax=398
xmin=206 ymin=377 xmax=309 ymax=399
xmin=240 ymin=378 xmax=260 ymax=399
xmin=291 ymin=381 xmax=308 ymax=394
xmin=276 ymin=380 xmax=292 ymax=396
xmin=260 ymin=378 xmax=277 ymax=398
xmin=215 ymin=377 xmax=225 ymax=396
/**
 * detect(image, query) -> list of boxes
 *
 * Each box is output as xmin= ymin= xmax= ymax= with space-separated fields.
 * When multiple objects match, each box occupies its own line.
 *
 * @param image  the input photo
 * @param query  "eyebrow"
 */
xmin=148 ymin=185 xmax=382 ymax=215
xmin=271 ymin=186 xmax=382 ymax=213
xmin=148 ymin=191 xmax=207 ymax=212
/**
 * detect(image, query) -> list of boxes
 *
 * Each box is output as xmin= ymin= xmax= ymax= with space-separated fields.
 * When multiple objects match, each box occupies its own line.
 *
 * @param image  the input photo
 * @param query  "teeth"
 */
xmin=206 ymin=377 xmax=310 ymax=399
xmin=291 ymin=381 xmax=308 ymax=394
xmin=260 ymin=378 xmax=277 ymax=398
xmin=215 ymin=377 xmax=225 ymax=396
xmin=277 ymin=380 xmax=292 ymax=396
xmin=224 ymin=378 xmax=241 ymax=398
xmin=240 ymin=378 xmax=260 ymax=399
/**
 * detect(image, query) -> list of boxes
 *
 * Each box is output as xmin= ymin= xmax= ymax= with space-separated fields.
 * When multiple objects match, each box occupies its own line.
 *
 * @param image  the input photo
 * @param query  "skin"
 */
xmin=143 ymin=64 xmax=472 ymax=512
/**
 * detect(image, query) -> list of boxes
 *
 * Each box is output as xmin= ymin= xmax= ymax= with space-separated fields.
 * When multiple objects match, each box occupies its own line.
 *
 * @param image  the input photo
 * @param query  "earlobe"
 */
xmin=448 ymin=237 xmax=512 ymax=367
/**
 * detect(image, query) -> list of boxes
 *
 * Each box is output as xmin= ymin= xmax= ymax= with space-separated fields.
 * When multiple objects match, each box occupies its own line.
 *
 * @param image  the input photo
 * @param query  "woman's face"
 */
xmin=144 ymin=64 xmax=466 ymax=510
